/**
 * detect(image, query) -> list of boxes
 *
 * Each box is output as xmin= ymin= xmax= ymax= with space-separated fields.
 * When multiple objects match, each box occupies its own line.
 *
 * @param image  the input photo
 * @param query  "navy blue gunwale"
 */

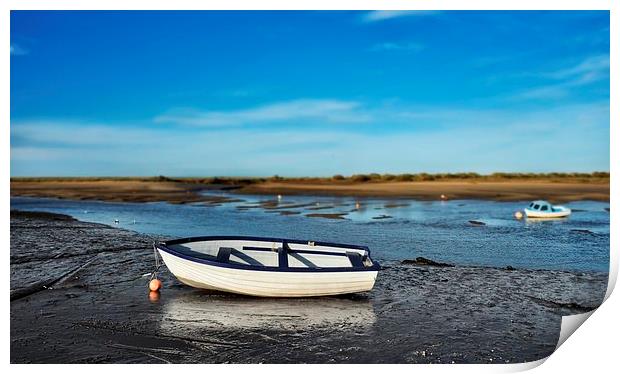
xmin=156 ymin=235 xmax=381 ymax=273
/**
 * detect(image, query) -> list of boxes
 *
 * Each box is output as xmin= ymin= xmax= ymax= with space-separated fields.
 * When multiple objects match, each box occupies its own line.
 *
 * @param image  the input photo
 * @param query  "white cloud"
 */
xmin=10 ymin=43 xmax=28 ymax=56
xmin=369 ymin=42 xmax=424 ymax=52
xmin=11 ymin=101 xmax=609 ymax=176
xmin=362 ymin=10 xmax=440 ymax=23
xmin=510 ymin=54 xmax=609 ymax=101
xmin=11 ymin=122 xmax=161 ymax=147
xmin=512 ymin=85 xmax=571 ymax=100
xmin=543 ymin=54 xmax=609 ymax=82
xmin=11 ymin=146 xmax=65 ymax=161
xmin=154 ymin=99 xmax=372 ymax=127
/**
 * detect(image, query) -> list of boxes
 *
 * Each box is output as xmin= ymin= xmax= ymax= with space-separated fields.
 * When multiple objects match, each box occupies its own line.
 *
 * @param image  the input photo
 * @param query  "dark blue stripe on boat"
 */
xmin=164 ymin=235 xmax=369 ymax=251
xmin=156 ymin=236 xmax=380 ymax=273
xmin=289 ymin=252 xmax=318 ymax=268
xmin=217 ymin=247 xmax=232 ymax=263
xmin=346 ymin=252 xmax=364 ymax=268
xmin=230 ymin=248 xmax=264 ymax=266
xmin=243 ymin=246 xmax=277 ymax=252
xmin=279 ymin=242 xmax=289 ymax=268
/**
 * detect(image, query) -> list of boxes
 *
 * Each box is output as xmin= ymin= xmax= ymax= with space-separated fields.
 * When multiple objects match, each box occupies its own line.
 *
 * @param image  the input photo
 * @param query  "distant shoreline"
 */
xmin=10 ymin=175 xmax=610 ymax=203
xmin=9 ymin=171 xmax=611 ymax=184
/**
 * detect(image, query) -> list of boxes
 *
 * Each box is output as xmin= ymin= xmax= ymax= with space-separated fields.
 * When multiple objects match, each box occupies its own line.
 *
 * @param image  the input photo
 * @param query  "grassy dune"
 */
xmin=10 ymin=171 xmax=611 ymax=184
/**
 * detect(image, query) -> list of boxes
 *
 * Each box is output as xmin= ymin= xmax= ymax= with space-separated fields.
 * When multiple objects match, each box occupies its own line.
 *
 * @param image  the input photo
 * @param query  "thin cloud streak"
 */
xmin=510 ymin=54 xmax=609 ymax=101
xmin=10 ymin=43 xmax=28 ymax=55
xmin=155 ymin=99 xmax=372 ymax=127
xmin=369 ymin=42 xmax=424 ymax=52
xmin=542 ymin=54 xmax=609 ymax=82
xmin=11 ymin=122 xmax=169 ymax=147
xmin=362 ymin=10 xmax=440 ymax=22
xmin=11 ymin=101 xmax=609 ymax=176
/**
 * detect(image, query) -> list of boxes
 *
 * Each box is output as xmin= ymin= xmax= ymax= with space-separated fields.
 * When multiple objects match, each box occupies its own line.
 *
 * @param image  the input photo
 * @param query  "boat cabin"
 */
xmin=527 ymin=200 xmax=553 ymax=212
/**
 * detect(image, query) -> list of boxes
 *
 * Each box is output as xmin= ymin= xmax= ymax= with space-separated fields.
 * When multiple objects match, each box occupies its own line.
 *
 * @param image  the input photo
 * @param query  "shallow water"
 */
xmin=10 ymin=194 xmax=610 ymax=272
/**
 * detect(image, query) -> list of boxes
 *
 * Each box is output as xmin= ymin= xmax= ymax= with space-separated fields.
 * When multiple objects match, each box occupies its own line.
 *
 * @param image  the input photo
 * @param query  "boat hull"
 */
xmin=524 ymin=208 xmax=571 ymax=218
xmin=158 ymin=249 xmax=379 ymax=297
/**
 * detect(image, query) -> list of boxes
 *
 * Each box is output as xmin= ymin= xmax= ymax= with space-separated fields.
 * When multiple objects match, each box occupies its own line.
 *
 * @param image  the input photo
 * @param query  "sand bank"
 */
xmin=11 ymin=178 xmax=610 ymax=203
xmin=238 ymin=180 xmax=609 ymax=202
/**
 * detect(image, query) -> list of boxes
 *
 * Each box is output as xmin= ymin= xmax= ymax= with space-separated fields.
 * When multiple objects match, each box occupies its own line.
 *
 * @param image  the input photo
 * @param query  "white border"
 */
xmin=4 ymin=1 xmax=616 ymax=373
xmin=1 ymin=0 xmax=615 ymax=11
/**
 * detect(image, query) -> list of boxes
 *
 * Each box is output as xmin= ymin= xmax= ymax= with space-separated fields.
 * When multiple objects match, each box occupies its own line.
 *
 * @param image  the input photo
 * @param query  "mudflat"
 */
xmin=10 ymin=179 xmax=242 ymax=205
xmin=10 ymin=211 xmax=608 ymax=363
xmin=10 ymin=178 xmax=610 ymax=203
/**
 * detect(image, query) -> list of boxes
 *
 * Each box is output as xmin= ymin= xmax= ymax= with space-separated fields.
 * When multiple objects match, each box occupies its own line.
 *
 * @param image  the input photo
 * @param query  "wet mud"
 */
xmin=10 ymin=210 xmax=608 ymax=363
xmin=305 ymin=213 xmax=349 ymax=220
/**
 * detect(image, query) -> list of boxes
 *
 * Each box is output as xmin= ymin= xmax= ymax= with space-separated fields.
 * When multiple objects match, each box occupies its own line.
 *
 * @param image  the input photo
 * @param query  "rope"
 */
xmin=149 ymin=242 xmax=162 ymax=281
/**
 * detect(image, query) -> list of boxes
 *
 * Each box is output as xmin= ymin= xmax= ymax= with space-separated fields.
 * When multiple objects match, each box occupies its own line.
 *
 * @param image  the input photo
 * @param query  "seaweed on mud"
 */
xmin=525 ymin=296 xmax=597 ymax=314
xmin=305 ymin=213 xmax=348 ymax=220
xmin=401 ymin=257 xmax=455 ymax=268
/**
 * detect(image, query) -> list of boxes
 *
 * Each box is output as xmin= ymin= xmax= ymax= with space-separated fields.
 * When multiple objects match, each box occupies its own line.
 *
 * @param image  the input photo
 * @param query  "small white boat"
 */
xmin=524 ymin=200 xmax=571 ymax=218
xmin=155 ymin=236 xmax=381 ymax=297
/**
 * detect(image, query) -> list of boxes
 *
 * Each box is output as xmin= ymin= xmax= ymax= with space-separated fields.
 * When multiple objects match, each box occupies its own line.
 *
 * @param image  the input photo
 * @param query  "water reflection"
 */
xmin=158 ymin=291 xmax=377 ymax=332
xmin=524 ymin=217 xmax=570 ymax=224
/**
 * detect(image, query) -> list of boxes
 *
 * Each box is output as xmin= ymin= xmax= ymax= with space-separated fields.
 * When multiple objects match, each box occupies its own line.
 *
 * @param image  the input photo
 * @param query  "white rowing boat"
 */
xmin=155 ymin=236 xmax=381 ymax=297
xmin=524 ymin=200 xmax=571 ymax=218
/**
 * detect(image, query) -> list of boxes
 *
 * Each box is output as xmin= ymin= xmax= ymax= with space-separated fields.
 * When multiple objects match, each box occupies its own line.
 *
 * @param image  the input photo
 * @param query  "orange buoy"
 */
xmin=148 ymin=291 xmax=160 ymax=302
xmin=149 ymin=278 xmax=162 ymax=292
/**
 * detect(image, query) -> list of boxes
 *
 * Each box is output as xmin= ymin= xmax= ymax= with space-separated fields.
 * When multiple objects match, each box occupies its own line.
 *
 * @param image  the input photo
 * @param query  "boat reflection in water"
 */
xmin=158 ymin=290 xmax=377 ymax=332
xmin=524 ymin=216 xmax=570 ymax=224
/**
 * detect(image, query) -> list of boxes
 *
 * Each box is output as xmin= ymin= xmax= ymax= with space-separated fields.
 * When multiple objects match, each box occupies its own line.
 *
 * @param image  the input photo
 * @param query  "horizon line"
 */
xmin=9 ymin=171 xmax=611 ymax=179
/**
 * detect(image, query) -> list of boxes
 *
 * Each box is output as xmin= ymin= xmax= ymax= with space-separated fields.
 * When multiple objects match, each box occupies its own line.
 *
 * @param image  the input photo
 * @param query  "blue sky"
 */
xmin=10 ymin=10 xmax=610 ymax=176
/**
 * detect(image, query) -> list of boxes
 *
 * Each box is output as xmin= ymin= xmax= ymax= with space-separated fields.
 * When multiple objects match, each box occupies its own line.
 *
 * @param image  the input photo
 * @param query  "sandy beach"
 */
xmin=10 ymin=210 xmax=608 ymax=363
xmin=10 ymin=177 xmax=610 ymax=203
xmin=239 ymin=180 xmax=610 ymax=202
